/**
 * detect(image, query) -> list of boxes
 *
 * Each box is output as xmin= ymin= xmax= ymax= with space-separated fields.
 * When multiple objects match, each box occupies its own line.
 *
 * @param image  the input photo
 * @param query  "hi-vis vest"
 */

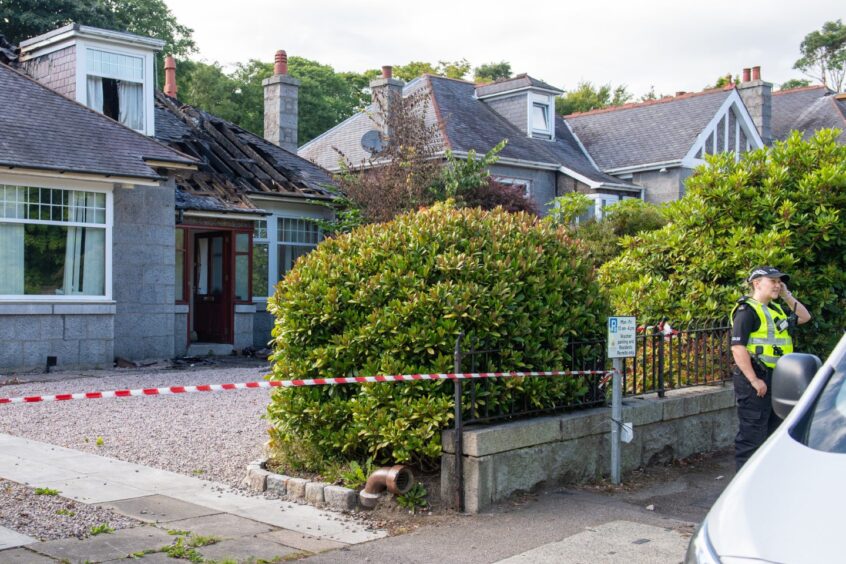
xmin=731 ymin=297 xmax=793 ymax=368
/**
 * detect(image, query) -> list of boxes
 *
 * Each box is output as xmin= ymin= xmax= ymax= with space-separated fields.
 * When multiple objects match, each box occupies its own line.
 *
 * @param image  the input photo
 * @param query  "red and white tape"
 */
xmin=0 ymin=370 xmax=610 ymax=405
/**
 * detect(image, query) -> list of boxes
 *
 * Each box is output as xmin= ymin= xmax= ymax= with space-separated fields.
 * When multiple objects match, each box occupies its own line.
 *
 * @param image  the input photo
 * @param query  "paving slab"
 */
xmin=0 ymin=547 xmax=55 ymax=563
xmin=0 ymin=454 xmax=85 ymax=485
xmin=100 ymin=494 xmax=221 ymax=524
xmin=35 ymin=476 xmax=150 ymax=504
xmin=0 ymin=526 xmax=36 ymax=550
xmin=493 ymin=520 xmax=689 ymax=564
xmin=28 ymin=526 xmax=173 ymax=562
xmin=232 ymin=503 xmax=386 ymax=544
xmin=164 ymin=513 xmax=276 ymax=539
xmin=196 ymin=537 xmax=300 ymax=562
xmin=258 ymin=529 xmax=349 ymax=553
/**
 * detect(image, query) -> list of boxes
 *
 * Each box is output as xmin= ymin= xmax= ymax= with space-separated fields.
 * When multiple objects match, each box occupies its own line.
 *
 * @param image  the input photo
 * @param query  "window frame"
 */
xmin=75 ymin=39 xmax=155 ymax=135
xmin=252 ymin=214 xmax=323 ymax=303
xmin=0 ymin=175 xmax=113 ymax=302
xmin=528 ymin=93 xmax=554 ymax=140
xmin=493 ymin=175 xmax=533 ymax=199
xmin=232 ymin=228 xmax=253 ymax=304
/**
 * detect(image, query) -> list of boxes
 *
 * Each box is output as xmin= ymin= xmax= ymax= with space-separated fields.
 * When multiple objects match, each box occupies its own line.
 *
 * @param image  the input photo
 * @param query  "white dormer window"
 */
xmin=529 ymin=93 xmax=554 ymax=140
xmin=85 ymin=49 xmax=145 ymax=131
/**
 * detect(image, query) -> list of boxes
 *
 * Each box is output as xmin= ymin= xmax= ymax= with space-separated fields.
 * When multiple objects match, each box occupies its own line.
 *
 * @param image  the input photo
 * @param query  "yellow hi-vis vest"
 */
xmin=731 ymin=297 xmax=793 ymax=368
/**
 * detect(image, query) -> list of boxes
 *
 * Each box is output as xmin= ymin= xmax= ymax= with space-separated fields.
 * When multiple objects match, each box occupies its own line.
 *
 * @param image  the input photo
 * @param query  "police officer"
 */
xmin=730 ymin=266 xmax=812 ymax=470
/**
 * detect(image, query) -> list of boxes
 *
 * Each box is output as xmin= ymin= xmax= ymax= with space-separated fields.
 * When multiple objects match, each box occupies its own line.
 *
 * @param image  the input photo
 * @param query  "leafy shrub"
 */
xmin=267 ymin=202 xmax=609 ymax=471
xmin=600 ymin=130 xmax=846 ymax=355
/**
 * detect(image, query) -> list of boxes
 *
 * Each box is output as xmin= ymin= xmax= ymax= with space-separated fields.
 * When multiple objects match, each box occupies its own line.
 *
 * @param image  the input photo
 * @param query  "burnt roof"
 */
xmin=154 ymin=92 xmax=337 ymax=213
xmin=0 ymin=62 xmax=195 ymax=179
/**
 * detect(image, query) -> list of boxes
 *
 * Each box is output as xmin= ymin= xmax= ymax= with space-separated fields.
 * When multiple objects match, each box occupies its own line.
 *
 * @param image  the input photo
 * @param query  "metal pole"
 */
xmin=454 ymin=333 xmax=464 ymax=513
xmin=611 ymin=358 xmax=622 ymax=485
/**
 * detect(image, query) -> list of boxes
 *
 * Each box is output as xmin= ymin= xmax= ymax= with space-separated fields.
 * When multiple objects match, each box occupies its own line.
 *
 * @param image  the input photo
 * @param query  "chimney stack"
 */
xmin=263 ymin=49 xmax=300 ymax=153
xmin=738 ymin=64 xmax=772 ymax=145
xmin=369 ymin=64 xmax=404 ymax=145
xmin=164 ymin=55 xmax=177 ymax=98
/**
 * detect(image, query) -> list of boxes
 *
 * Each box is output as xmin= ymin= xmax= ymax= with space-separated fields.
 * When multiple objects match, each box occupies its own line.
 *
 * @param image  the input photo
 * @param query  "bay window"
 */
xmin=0 ymin=185 xmax=109 ymax=298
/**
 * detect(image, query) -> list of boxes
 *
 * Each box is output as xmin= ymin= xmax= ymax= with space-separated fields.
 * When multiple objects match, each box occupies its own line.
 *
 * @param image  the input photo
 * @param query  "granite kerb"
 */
xmin=243 ymin=460 xmax=357 ymax=512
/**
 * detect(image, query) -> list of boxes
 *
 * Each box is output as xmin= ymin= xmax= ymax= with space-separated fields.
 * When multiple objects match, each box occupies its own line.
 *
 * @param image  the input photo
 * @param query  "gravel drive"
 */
xmin=0 ymin=361 xmax=273 ymax=490
xmin=0 ymin=479 xmax=141 ymax=540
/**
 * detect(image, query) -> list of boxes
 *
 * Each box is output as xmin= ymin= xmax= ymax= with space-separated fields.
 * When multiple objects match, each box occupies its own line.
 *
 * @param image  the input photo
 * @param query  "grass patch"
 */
xmin=34 ymin=487 xmax=60 ymax=496
xmin=89 ymin=523 xmax=115 ymax=536
xmin=55 ymin=508 xmax=76 ymax=517
xmin=160 ymin=533 xmax=221 ymax=562
xmin=167 ymin=529 xmax=191 ymax=536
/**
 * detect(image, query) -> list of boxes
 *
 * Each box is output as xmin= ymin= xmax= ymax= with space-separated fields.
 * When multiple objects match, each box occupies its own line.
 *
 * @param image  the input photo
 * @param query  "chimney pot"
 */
xmin=751 ymin=66 xmax=761 ymax=81
xmin=164 ymin=55 xmax=177 ymax=98
xmin=382 ymin=65 xmax=393 ymax=79
xmin=675 ymin=91 xmax=686 ymax=96
xmin=274 ymin=50 xmax=288 ymax=75
xmin=742 ymin=68 xmax=751 ymax=82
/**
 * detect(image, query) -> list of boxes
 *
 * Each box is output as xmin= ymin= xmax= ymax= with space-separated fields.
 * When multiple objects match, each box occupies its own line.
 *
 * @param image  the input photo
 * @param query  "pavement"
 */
xmin=0 ymin=428 xmax=735 ymax=563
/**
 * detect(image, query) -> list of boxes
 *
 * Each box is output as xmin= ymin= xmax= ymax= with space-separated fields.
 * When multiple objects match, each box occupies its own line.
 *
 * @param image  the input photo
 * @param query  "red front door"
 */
xmin=193 ymin=232 xmax=232 ymax=343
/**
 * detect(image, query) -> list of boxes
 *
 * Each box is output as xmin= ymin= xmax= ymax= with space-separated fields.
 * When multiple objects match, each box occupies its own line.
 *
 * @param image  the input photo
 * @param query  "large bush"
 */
xmin=600 ymin=129 xmax=846 ymax=355
xmin=267 ymin=203 xmax=609 ymax=471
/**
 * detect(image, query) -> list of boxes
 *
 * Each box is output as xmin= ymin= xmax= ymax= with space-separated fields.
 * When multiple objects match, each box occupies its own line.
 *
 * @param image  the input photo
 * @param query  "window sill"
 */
xmin=0 ymin=302 xmax=116 ymax=315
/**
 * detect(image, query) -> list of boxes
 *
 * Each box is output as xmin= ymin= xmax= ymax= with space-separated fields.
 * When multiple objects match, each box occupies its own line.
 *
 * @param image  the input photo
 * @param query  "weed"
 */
xmin=95 ymin=436 xmax=104 ymax=447
xmin=34 ymin=487 xmax=60 ymax=496
xmin=161 ymin=536 xmax=203 ymax=562
xmin=167 ymin=529 xmax=190 ymax=536
xmin=337 ymin=458 xmax=376 ymax=490
xmin=89 ymin=523 xmax=114 ymax=536
xmin=187 ymin=533 xmax=220 ymax=548
xmin=55 ymin=509 xmax=76 ymax=517
xmin=191 ymin=468 xmax=206 ymax=475
xmin=396 ymin=483 xmax=428 ymax=513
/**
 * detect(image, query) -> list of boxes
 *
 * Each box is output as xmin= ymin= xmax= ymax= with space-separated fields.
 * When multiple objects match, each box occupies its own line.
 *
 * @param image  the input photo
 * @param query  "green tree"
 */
xmin=474 ymin=61 xmax=512 ymax=83
xmin=709 ymin=74 xmax=739 ymax=89
xmin=599 ymin=129 xmax=846 ymax=355
xmin=794 ymin=19 xmax=846 ymax=92
xmin=555 ymin=81 xmax=632 ymax=116
xmin=391 ymin=59 xmax=470 ymax=81
xmin=779 ymin=78 xmax=812 ymax=91
xmin=0 ymin=0 xmax=195 ymax=57
xmin=175 ymin=59 xmax=240 ymax=123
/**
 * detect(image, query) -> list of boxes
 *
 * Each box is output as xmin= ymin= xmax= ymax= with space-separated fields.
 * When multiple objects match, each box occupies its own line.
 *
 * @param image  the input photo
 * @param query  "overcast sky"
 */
xmin=166 ymin=0 xmax=843 ymax=96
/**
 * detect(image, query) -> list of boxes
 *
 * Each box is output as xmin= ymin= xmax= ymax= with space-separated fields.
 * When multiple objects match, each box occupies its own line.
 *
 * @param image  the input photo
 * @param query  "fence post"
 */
xmin=453 ymin=332 xmax=464 ymax=513
xmin=611 ymin=359 xmax=622 ymax=484
xmin=657 ymin=326 xmax=666 ymax=398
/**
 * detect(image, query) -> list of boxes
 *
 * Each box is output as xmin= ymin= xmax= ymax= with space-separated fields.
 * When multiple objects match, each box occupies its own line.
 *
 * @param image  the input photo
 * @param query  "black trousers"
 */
xmin=734 ymin=366 xmax=782 ymax=471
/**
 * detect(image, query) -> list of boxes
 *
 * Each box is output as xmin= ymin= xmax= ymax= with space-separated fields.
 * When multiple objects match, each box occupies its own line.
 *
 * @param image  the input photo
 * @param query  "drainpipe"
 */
xmin=359 ymin=465 xmax=414 ymax=508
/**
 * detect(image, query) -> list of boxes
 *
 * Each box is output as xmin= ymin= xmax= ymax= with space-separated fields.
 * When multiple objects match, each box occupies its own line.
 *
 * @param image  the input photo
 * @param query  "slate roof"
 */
xmin=301 ymin=74 xmax=634 ymax=190
xmin=565 ymin=88 xmax=734 ymax=171
xmin=0 ymin=62 xmax=195 ymax=180
xmin=155 ymin=93 xmax=337 ymax=213
xmin=771 ymin=86 xmax=846 ymax=144
xmin=475 ymin=73 xmax=564 ymax=98
xmin=428 ymin=76 xmax=632 ymax=187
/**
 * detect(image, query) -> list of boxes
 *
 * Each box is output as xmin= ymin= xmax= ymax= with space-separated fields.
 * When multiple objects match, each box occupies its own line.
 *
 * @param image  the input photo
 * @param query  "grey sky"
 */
xmin=166 ymin=0 xmax=843 ymax=96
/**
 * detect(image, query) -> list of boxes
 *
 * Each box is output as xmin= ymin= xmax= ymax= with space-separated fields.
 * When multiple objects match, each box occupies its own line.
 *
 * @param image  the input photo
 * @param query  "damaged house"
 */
xmin=0 ymin=25 xmax=335 ymax=370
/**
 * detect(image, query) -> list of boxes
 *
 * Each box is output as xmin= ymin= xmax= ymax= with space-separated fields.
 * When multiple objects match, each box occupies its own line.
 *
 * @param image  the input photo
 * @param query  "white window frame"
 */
xmin=585 ymin=193 xmax=620 ymax=221
xmin=0 ymin=174 xmax=113 ymax=302
xmin=252 ymin=212 xmax=324 ymax=302
xmin=493 ymin=176 xmax=533 ymax=199
xmin=75 ymin=39 xmax=156 ymax=135
xmin=528 ymin=92 xmax=555 ymax=140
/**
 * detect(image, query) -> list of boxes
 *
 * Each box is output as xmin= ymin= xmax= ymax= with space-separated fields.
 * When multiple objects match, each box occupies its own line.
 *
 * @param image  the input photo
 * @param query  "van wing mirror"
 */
xmin=772 ymin=353 xmax=821 ymax=419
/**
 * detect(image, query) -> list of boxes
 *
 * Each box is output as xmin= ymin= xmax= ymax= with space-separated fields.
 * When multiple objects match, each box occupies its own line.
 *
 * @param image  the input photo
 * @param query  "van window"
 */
xmin=805 ymin=355 xmax=846 ymax=454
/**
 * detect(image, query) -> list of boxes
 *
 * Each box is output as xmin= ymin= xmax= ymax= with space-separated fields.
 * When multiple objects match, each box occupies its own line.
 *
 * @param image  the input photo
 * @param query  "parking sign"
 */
xmin=607 ymin=316 xmax=636 ymax=358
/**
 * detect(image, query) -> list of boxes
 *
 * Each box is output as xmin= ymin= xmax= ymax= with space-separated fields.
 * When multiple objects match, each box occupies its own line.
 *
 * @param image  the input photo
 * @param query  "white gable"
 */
xmin=682 ymin=90 xmax=765 ymax=167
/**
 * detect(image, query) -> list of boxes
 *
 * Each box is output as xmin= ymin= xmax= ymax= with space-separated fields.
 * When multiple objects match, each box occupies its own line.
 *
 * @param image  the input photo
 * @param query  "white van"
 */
xmin=686 ymin=332 xmax=846 ymax=564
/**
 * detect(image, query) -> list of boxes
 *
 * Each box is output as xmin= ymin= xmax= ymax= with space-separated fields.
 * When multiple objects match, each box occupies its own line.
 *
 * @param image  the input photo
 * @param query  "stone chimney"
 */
xmin=263 ymin=50 xmax=300 ymax=152
xmin=164 ymin=55 xmax=177 ymax=98
xmin=369 ymin=65 xmax=404 ymax=144
xmin=738 ymin=65 xmax=772 ymax=145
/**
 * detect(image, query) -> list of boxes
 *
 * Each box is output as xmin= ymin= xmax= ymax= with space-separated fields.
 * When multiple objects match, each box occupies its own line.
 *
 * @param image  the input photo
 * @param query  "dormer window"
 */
xmin=86 ymin=49 xmax=145 ymax=131
xmin=529 ymin=93 xmax=553 ymax=140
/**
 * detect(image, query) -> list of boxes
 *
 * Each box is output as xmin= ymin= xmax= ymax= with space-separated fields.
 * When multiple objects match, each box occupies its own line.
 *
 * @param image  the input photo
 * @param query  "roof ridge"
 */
xmin=423 ymin=73 xmax=474 ymax=85
xmin=563 ymin=86 xmax=733 ymax=118
xmin=772 ymin=84 xmax=829 ymax=96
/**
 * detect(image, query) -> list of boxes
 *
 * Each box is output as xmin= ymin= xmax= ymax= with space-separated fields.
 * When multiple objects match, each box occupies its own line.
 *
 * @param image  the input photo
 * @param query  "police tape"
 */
xmin=0 ymin=370 xmax=612 ymax=405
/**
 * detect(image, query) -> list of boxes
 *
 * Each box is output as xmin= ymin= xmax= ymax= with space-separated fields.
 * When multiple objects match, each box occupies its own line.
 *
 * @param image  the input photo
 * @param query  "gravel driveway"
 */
xmin=0 ymin=361 xmax=274 ymax=490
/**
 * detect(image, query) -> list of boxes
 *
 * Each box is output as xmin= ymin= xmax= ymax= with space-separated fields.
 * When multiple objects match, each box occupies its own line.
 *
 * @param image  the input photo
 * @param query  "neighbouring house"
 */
xmin=299 ymin=68 xmax=641 ymax=218
xmin=770 ymin=84 xmax=846 ymax=144
xmin=1 ymin=25 xmax=336 ymax=370
xmin=564 ymin=72 xmax=767 ymax=204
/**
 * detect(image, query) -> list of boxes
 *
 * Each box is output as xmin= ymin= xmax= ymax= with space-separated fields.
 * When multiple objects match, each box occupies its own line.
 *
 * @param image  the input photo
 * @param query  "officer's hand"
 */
xmin=779 ymin=284 xmax=791 ymax=300
xmin=752 ymin=378 xmax=767 ymax=397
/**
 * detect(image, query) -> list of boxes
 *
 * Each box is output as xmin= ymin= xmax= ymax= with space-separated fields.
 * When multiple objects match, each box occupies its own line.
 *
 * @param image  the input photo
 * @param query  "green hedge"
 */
xmin=600 ymin=129 xmax=846 ymax=355
xmin=266 ymin=202 xmax=609 ymax=470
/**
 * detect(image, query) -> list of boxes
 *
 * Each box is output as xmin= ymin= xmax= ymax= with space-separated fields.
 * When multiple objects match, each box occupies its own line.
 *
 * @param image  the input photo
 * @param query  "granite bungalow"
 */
xmin=299 ymin=68 xmax=641 ymax=218
xmin=1 ymin=25 xmax=336 ymax=371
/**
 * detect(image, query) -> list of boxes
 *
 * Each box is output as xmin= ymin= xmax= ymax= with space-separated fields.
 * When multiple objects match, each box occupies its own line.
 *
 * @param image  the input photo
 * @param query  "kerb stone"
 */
xmin=323 ymin=485 xmax=357 ymax=510
xmin=286 ymin=477 xmax=307 ymax=500
xmin=305 ymin=481 xmax=327 ymax=505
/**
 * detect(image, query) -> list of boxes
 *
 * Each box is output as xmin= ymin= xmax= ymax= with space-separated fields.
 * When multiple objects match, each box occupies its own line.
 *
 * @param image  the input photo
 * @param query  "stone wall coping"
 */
xmin=443 ymin=384 xmax=734 ymax=458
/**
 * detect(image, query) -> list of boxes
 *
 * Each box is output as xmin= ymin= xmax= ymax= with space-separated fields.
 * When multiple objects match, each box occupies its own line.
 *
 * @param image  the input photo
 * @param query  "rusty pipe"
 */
xmin=359 ymin=465 xmax=414 ymax=508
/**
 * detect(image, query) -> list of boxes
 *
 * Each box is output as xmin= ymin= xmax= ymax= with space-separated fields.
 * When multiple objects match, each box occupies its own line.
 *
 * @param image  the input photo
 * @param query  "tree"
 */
xmin=599 ymin=130 xmax=846 ymax=355
xmin=0 ymin=0 xmax=195 ymax=57
xmin=391 ymin=59 xmax=471 ymax=81
xmin=555 ymin=82 xmax=632 ymax=116
xmin=709 ymin=74 xmax=739 ymax=89
xmin=474 ymin=61 xmax=512 ymax=83
xmin=779 ymin=78 xmax=812 ymax=91
xmin=794 ymin=19 xmax=846 ymax=92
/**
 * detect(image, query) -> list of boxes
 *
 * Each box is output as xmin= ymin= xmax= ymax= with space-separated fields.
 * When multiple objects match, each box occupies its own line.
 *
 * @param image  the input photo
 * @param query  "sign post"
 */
xmin=607 ymin=316 xmax=636 ymax=485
